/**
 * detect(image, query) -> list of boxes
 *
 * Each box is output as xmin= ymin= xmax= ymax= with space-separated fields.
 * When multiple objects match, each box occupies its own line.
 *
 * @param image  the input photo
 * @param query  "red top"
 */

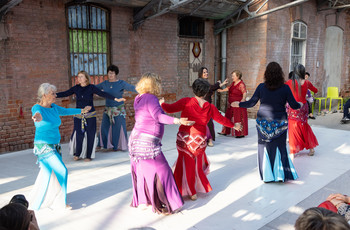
xmin=161 ymin=97 xmax=235 ymax=135
xmin=285 ymin=79 xmax=318 ymax=103
xmin=228 ymin=80 xmax=247 ymax=103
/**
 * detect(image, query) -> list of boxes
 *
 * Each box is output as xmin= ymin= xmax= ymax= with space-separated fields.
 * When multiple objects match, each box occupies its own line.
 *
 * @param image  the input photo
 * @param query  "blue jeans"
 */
xmin=344 ymin=100 xmax=350 ymax=118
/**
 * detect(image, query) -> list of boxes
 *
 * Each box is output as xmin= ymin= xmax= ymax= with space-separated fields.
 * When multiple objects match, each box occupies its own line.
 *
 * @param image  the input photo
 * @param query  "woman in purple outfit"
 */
xmin=129 ymin=72 xmax=194 ymax=214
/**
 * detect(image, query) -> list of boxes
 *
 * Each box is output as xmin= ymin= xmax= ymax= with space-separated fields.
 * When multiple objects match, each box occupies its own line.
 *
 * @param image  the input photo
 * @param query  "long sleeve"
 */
xmin=239 ymin=84 xmax=261 ymax=108
xmin=307 ymin=80 xmax=318 ymax=94
xmin=54 ymin=104 xmax=82 ymax=116
xmin=148 ymin=96 xmax=174 ymax=125
xmin=56 ymin=86 xmax=76 ymax=98
xmin=210 ymin=82 xmax=221 ymax=92
xmin=91 ymin=85 xmax=115 ymax=100
xmin=286 ymin=86 xmax=301 ymax=110
xmin=122 ymin=81 xmax=137 ymax=93
xmin=211 ymin=105 xmax=235 ymax=127
xmin=161 ymin=98 xmax=189 ymax=114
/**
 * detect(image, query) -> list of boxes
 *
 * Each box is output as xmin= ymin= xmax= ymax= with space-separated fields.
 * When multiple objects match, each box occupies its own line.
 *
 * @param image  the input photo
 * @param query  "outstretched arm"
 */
xmin=161 ymin=98 xmax=188 ymax=114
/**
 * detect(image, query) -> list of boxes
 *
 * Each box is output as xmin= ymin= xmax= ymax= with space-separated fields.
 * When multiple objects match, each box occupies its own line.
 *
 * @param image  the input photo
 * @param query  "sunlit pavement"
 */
xmin=0 ymin=112 xmax=349 ymax=230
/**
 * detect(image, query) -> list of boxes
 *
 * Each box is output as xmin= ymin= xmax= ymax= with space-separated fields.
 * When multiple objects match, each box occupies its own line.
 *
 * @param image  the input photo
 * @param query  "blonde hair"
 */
xmin=136 ymin=72 xmax=161 ymax=96
xmin=37 ymin=83 xmax=57 ymax=103
xmin=77 ymin=70 xmax=91 ymax=85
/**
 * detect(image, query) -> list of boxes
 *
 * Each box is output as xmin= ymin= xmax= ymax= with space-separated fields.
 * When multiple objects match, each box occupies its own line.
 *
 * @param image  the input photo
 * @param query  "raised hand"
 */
xmin=115 ymin=98 xmax=126 ymax=102
xmin=32 ymin=112 xmax=42 ymax=122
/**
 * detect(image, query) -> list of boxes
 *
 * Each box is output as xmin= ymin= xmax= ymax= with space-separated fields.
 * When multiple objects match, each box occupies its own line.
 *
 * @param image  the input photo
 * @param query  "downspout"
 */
xmin=221 ymin=29 xmax=227 ymax=83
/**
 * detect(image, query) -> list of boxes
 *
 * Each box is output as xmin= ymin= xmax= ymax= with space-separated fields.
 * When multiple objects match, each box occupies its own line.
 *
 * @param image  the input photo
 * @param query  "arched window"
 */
xmin=290 ymin=21 xmax=307 ymax=71
xmin=66 ymin=3 xmax=110 ymax=85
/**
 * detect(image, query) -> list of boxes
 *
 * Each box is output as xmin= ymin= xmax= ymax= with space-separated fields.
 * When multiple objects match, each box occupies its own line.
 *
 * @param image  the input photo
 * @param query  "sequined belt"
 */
xmin=286 ymin=102 xmax=308 ymax=123
xmin=104 ymin=105 xmax=126 ymax=124
xmin=33 ymin=143 xmax=61 ymax=162
xmin=74 ymin=111 xmax=97 ymax=132
xmin=128 ymin=130 xmax=162 ymax=162
xmin=176 ymin=131 xmax=207 ymax=158
xmin=256 ymin=118 xmax=288 ymax=142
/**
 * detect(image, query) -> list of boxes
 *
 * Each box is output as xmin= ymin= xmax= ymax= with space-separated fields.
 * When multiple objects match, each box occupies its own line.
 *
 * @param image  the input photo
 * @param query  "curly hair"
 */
xmin=107 ymin=65 xmax=119 ymax=75
xmin=231 ymin=70 xmax=242 ymax=80
xmin=264 ymin=62 xmax=285 ymax=90
xmin=136 ymin=72 xmax=162 ymax=96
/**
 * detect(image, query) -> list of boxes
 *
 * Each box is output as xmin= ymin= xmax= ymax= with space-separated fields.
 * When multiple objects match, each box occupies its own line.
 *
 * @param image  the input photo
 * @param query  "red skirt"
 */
xmin=287 ymin=103 xmax=318 ymax=154
xmin=222 ymin=107 xmax=248 ymax=137
xmin=173 ymin=132 xmax=212 ymax=196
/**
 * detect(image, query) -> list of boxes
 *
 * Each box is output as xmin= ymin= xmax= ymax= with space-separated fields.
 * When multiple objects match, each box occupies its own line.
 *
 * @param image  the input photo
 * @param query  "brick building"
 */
xmin=0 ymin=0 xmax=349 ymax=153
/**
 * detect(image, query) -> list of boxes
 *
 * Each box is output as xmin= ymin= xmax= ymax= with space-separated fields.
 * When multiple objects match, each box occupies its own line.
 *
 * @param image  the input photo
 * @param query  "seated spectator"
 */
xmin=295 ymin=207 xmax=350 ymax=230
xmin=317 ymin=193 xmax=350 ymax=222
xmin=341 ymin=99 xmax=350 ymax=123
xmin=0 ymin=203 xmax=31 ymax=230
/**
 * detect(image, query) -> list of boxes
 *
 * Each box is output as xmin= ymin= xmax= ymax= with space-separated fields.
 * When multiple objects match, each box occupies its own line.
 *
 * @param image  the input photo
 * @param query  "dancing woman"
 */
xmin=198 ymin=67 xmax=228 ymax=146
xmin=161 ymin=78 xmax=241 ymax=200
xmin=232 ymin=62 xmax=301 ymax=182
xmin=56 ymin=71 xmax=124 ymax=161
xmin=30 ymin=83 xmax=91 ymax=210
xmin=129 ymin=73 xmax=193 ymax=214
xmin=285 ymin=64 xmax=318 ymax=159
xmin=96 ymin=65 xmax=137 ymax=151
xmin=218 ymin=70 xmax=248 ymax=138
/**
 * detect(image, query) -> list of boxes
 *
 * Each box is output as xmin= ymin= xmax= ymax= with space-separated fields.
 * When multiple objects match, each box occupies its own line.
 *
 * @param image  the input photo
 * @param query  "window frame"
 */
xmin=65 ymin=3 xmax=111 ymax=87
xmin=290 ymin=21 xmax=307 ymax=71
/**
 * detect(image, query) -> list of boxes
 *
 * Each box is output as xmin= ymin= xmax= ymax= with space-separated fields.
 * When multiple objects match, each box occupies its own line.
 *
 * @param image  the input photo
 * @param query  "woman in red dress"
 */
xmin=286 ymin=64 xmax=318 ymax=159
xmin=218 ymin=70 xmax=248 ymax=138
xmin=161 ymin=79 xmax=241 ymax=201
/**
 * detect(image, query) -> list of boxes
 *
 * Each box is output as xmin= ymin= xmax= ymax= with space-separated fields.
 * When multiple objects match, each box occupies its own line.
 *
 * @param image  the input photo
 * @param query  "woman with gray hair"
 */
xmin=30 ymin=83 xmax=91 ymax=210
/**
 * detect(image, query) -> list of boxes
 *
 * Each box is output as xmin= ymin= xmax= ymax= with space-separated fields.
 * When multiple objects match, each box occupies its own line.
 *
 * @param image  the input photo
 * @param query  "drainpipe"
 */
xmin=221 ymin=29 xmax=227 ymax=83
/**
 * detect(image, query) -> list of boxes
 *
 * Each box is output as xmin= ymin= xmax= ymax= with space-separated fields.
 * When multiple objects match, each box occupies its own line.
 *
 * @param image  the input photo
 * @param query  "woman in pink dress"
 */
xmin=129 ymin=73 xmax=194 ymax=214
xmin=218 ymin=70 xmax=248 ymax=138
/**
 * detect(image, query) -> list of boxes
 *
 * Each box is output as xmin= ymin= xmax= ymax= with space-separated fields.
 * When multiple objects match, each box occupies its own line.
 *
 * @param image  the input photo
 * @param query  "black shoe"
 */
xmin=308 ymin=115 xmax=316 ymax=119
xmin=217 ymin=132 xmax=227 ymax=136
xmin=235 ymin=135 xmax=245 ymax=138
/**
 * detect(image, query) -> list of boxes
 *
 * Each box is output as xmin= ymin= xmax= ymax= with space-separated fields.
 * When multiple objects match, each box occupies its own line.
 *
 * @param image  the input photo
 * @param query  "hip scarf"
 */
xmin=104 ymin=105 xmax=126 ymax=124
xmin=286 ymin=103 xmax=308 ymax=123
xmin=128 ymin=130 xmax=162 ymax=162
xmin=256 ymin=118 xmax=288 ymax=143
xmin=74 ymin=111 xmax=97 ymax=132
xmin=176 ymin=132 xmax=207 ymax=158
xmin=33 ymin=143 xmax=61 ymax=162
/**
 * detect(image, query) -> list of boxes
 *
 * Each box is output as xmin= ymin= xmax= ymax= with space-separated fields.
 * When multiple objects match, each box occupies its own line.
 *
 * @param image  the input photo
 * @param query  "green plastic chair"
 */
xmin=326 ymin=87 xmax=343 ymax=111
xmin=312 ymin=91 xmax=326 ymax=114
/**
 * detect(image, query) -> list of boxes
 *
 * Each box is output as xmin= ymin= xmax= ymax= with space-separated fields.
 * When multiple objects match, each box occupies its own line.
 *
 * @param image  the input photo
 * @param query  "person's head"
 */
xmin=231 ymin=70 xmax=242 ymax=82
xmin=264 ymin=62 xmax=285 ymax=90
xmin=305 ymin=72 xmax=310 ymax=80
xmin=77 ymin=70 xmax=90 ymax=86
xmin=198 ymin=67 xmax=208 ymax=79
xmin=9 ymin=195 xmax=28 ymax=209
xmin=37 ymin=83 xmax=57 ymax=104
xmin=0 ymin=203 xmax=31 ymax=230
xmin=135 ymin=72 xmax=162 ymax=96
xmin=295 ymin=207 xmax=350 ymax=230
xmin=107 ymin=65 xmax=119 ymax=81
xmin=291 ymin=64 xmax=306 ymax=95
xmin=289 ymin=71 xmax=293 ymax=79
xmin=192 ymin=78 xmax=210 ymax=97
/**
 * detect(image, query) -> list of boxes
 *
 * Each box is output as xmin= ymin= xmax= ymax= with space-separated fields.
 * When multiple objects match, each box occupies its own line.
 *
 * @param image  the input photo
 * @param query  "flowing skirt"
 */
xmin=222 ymin=107 xmax=248 ymax=137
xmin=257 ymin=131 xmax=298 ymax=182
xmin=287 ymin=103 xmax=319 ymax=154
xmin=129 ymin=131 xmax=183 ymax=214
xmin=173 ymin=132 xmax=212 ymax=196
xmin=29 ymin=144 xmax=68 ymax=210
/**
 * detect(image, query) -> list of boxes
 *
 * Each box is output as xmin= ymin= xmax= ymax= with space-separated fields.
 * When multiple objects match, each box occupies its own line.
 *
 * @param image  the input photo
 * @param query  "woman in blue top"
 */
xmin=30 ymin=83 xmax=91 ymax=210
xmin=96 ymin=65 xmax=137 ymax=151
xmin=232 ymin=62 xmax=302 ymax=182
xmin=56 ymin=71 xmax=125 ymax=161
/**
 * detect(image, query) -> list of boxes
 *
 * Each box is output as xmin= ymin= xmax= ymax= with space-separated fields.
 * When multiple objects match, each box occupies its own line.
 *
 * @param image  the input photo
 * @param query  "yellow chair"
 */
xmin=312 ymin=91 xmax=326 ymax=114
xmin=326 ymin=87 xmax=343 ymax=111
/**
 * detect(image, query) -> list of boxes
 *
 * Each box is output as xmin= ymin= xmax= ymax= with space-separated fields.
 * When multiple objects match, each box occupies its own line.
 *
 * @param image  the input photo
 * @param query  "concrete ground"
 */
xmin=0 ymin=112 xmax=349 ymax=230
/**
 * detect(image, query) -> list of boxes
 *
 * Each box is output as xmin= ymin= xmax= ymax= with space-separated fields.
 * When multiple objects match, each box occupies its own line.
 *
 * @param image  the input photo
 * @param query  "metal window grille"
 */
xmin=67 ymin=4 xmax=110 ymax=85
